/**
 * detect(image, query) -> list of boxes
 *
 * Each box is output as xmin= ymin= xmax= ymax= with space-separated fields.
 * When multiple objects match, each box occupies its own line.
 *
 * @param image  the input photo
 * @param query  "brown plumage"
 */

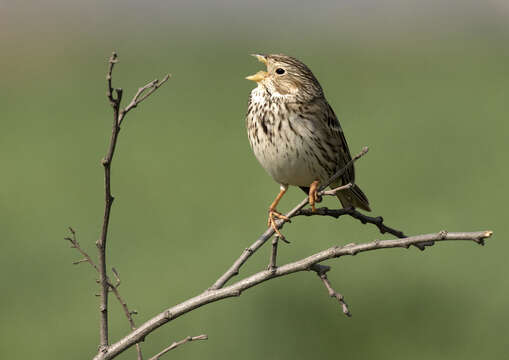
xmin=245 ymin=54 xmax=370 ymax=236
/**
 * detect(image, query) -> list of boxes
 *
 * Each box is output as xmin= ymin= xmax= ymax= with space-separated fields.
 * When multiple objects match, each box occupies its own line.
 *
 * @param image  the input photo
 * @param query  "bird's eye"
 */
xmin=275 ymin=68 xmax=285 ymax=75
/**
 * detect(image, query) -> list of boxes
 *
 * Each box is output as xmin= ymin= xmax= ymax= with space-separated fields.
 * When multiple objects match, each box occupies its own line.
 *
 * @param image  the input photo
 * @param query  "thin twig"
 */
xmin=65 ymin=227 xmax=99 ymax=272
xmin=109 ymin=279 xmax=144 ymax=360
xmin=147 ymin=335 xmax=208 ymax=360
xmin=321 ymin=183 xmax=353 ymax=196
xmin=310 ymin=264 xmax=351 ymax=317
xmin=92 ymin=51 xmax=170 ymax=354
xmin=320 ymin=146 xmax=369 ymax=190
xmin=297 ymin=207 xmax=405 ymax=238
xmin=65 ymin=228 xmax=143 ymax=360
xmin=296 ymin=207 xmax=432 ymax=251
xmin=209 ymin=147 xmax=370 ymax=291
xmin=94 ymin=230 xmax=493 ymax=360
xmin=268 ymin=237 xmax=279 ymax=271
xmin=106 ymin=52 xmax=118 ymax=106
xmin=119 ymin=74 xmax=171 ymax=126
xmin=97 ymin=52 xmax=124 ymax=348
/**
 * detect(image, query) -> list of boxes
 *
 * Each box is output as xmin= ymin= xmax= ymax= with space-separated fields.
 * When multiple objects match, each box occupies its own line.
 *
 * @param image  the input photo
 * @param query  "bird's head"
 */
xmin=246 ymin=54 xmax=323 ymax=101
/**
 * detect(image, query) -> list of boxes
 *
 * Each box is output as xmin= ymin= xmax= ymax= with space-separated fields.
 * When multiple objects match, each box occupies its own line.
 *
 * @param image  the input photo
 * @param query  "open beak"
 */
xmin=246 ymin=71 xmax=268 ymax=82
xmin=252 ymin=54 xmax=267 ymax=64
xmin=246 ymin=54 xmax=268 ymax=82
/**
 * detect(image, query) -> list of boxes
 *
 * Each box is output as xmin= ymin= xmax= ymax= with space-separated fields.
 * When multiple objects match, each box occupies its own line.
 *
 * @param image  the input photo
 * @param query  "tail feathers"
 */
xmin=337 ymin=184 xmax=371 ymax=212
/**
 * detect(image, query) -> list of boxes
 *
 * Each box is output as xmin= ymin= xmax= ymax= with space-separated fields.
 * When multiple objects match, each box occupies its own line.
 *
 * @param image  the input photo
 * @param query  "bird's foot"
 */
xmin=309 ymin=180 xmax=321 ymax=212
xmin=267 ymin=209 xmax=290 ymax=240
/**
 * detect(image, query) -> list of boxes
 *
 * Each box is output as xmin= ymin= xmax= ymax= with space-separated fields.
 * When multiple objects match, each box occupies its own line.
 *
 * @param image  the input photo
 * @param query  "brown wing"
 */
xmin=322 ymin=101 xmax=355 ymax=184
xmin=296 ymin=98 xmax=370 ymax=211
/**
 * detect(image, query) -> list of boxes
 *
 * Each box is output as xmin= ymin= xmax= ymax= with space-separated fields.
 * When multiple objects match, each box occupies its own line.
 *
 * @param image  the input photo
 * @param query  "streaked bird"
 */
xmin=245 ymin=54 xmax=370 ymax=237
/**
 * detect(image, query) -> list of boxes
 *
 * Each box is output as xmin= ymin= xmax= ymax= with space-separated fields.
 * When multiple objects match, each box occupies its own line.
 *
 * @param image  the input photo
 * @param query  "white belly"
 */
xmin=247 ymin=90 xmax=331 ymax=187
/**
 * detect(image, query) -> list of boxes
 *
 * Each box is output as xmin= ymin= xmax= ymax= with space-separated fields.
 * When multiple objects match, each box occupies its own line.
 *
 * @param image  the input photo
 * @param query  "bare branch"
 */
xmin=78 ymin=53 xmax=492 ymax=360
xmin=209 ymin=147 xmax=370 ymax=291
xmin=147 ymin=335 xmax=208 ymax=360
xmin=310 ymin=264 xmax=351 ymax=317
xmin=321 ymin=183 xmax=353 ymax=196
xmin=68 ymin=51 xmax=170 ymax=355
xmin=94 ymin=230 xmax=492 ymax=360
xmin=65 ymin=228 xmax=143 ymax=359
xmin=320 ymin=146 xmax=369 ymax=190
xmin=268 ymin=237 xmax=279 ymax=271
xmin=297 ymin=207 xmax=405 ymax=238
xmin=296 ymin=207 xmax=432 ymax=251
xmin=112 ymin=267 xmax=121 ymax=288
xmin=64 ymin=227 xmax=98 ymax=272
xmin=108 ymin=279 xmax=144 ymax=360
xmin=119 ymin=75 xmax=171 ymax=126
xmin=106 ymin=52 xmax=119 ymax=106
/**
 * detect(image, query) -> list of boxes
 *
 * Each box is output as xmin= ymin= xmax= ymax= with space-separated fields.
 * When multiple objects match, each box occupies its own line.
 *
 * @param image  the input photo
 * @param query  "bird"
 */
xmin=245 ymin=54 xmax=371 ymax=238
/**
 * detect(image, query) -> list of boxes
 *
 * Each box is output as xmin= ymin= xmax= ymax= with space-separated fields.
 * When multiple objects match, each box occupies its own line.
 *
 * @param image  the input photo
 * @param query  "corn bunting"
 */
xmin=245 ymin=54 xmax=371 ymax=237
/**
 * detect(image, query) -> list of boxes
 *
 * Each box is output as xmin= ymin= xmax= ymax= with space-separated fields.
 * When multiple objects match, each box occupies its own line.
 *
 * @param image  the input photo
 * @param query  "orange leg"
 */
xmin=267 ymin=185 xmax=290 ymax=239
xmin=309 ymin=180 xmax=320 ymax=212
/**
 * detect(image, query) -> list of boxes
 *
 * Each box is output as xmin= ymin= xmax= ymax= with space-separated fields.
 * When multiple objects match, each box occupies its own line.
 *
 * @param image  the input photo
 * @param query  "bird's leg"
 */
xmin=309 ymin=180 xmax=320 ymax=212
xmin=268 ymin=185 xmax=290 ymax=239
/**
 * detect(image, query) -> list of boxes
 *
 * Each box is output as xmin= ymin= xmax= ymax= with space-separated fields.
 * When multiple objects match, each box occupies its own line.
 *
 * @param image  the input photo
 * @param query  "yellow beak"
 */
xmin=252 ymin=54 xmax=267 ymax=64
xmin=246 ymin=70 xmax=268 ymax=82
xmin=246 ymin=54 xmax=268 ymax=82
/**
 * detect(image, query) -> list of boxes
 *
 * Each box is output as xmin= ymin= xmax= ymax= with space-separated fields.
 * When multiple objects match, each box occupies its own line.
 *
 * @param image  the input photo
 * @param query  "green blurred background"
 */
xmin=1 ymin=1 xmax=507 ymax=359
